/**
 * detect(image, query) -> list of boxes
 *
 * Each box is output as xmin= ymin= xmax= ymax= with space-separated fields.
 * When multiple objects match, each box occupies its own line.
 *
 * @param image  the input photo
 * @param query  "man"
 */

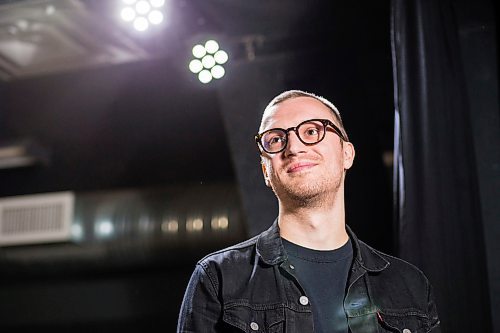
xmin=177 ymin=90 xmax=440 ymax=332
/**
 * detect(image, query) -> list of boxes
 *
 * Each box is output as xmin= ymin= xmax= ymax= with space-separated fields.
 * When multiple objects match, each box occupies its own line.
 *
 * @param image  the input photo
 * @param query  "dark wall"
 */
xmin=0 ymin=58 xmax=234 ymax=197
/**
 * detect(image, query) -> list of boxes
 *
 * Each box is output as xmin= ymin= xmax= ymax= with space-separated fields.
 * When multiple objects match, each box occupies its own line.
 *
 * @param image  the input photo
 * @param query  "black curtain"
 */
xmin=391 ymin=0 xmax=492 ymax=332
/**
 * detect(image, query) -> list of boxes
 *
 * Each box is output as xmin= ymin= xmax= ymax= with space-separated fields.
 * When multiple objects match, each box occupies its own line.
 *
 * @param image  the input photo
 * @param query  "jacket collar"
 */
xmin=256 ymin=219 xmax=389 ymax=272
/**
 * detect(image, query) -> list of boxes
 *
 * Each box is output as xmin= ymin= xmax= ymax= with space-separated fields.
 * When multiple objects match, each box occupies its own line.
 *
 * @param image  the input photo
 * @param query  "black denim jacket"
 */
xmin=178 ymin=220 xmax=440 ymax=333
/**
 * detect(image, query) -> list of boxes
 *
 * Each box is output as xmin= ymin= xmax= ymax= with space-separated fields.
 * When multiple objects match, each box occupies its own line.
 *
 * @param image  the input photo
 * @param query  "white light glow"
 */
xmin=133 ymin=17 xmax=149 ymax=31
xmin=211 ymin=215 xmax=229 ymax=230
xmin=148 ymin=10 xmax=163 ymax=24
xmin=123 ymin=0 xmax=137 ymax=4
xmin=205 ymin=40 xmax=219 ymax=54
xmin=96 ymin=220 xmax=114 ymax=237
xmin=46 ymin=5 xmax=55 ymax=15
xmin=192 ymin=44 xmax=206 ymax=58
xmin=121 ymin=7 xmax=136 ymax=22
xmin=198 ymin=70 xmax=212 ymax=83
xmin=186 ymin=217 xmax=204 ymax=232
xmin=149 ymin=0 xmax=165 ymax=7
xmin=211 ymin=65 xmax=225 ymax=79
xmin=189 ymin=59 xmax=203 ymax=73
xmin=201 ymin=55 xmax=216 ymax=69
xmin=161 ymin=219 xmax=178 ymax=233
xmin=214 ymin=50 xmax=228 ymax=64
xmin=71 ymin=223 xmax=84 ymax=240
xmin=135 ymin=0 xmax=151 ymax=15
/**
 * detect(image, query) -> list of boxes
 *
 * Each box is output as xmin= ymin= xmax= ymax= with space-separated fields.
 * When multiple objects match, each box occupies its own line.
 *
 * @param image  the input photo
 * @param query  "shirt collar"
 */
xmin=256 ymin=218 xmax=390 ymax=272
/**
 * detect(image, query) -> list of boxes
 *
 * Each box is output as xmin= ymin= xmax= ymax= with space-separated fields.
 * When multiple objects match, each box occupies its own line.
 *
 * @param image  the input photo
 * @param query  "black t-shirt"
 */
xmin=282 ymin=237 xmax=353 ymax=333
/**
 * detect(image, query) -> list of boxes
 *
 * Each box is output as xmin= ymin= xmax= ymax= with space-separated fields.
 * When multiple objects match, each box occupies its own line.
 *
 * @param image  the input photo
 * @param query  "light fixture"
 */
xmin=0 ymin=140 xmax=48 ymax=169
xmin=119 ymin=0 xmax=166 ymax=32
xmin=189 ymin=39 xmax=229 ymax=84
xmin=95 ymin=219 xmax=114 ymax=238
xmin=211 ymin=214 xmax=229 ymax=230
xmin=186 ymin=216 xmax=203 ymax=232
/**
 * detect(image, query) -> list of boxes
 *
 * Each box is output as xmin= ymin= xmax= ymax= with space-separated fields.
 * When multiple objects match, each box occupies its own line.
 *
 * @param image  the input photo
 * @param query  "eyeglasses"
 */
xmin=255 ymin=118 xmax=348 ymax=154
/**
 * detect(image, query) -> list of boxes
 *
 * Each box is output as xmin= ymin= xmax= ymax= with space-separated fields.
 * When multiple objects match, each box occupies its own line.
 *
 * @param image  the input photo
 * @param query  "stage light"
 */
xmin=211 ymin=65 xmax=225 ymax=79
xmin=150 ymin=0 xmax=165 ymax=7
xmin=192 ymin=44 xmax=206 ymax=58
xmin=214 ymin=50 xmax=228 ymax=64
xmin=121 ymin=7 xmax=136 ymax=21
xmin=189 ymin=39 xmax=228 ymax=83
xmin=119 ymin=0 xmax=166 ymax=32
xmin=134 ymin=17 xmax=149 ymax=31
xmin=201 ymin=54 xmax=215 ymax=69
xmin=205 ymin=40 xmax=219 ymax=54
xmin=198 ymin=70 xmax=212 ymax=84
xmin=135 ymin=0 xmax=150 ymax=15
xmin=189 ymin=59 xmax=203 ymax=73
xmin=148 ymin=10 xmax=163 ymax=25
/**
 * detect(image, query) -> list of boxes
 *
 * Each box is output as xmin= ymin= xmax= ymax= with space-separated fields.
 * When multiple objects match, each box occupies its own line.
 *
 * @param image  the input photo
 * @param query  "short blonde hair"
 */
xmin=260 ymin=90 xmax=349 ymax=141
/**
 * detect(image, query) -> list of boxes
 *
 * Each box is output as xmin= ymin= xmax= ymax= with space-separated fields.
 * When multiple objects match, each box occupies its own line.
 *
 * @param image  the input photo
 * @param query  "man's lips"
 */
xmin=286 ymin=162 xmax=317 ymax=173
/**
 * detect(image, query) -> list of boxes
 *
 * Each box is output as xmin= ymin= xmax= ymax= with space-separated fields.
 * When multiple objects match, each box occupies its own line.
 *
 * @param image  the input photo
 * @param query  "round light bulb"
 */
xmin=202 ymin=55 xmax=216 ymax=69
xmin=135 ymin=0 xmax=151 ymax=15
xmin=133 ymin=17 xmax=149 ymax=31
xmin=205 ymin=40 xmax=219 ymax=54
xmin=192 ymin=44 xmax=206 ymax=58
xmin=189 ymin=59 xmax=203 ymax=73
xmin=148 ymin=10 xmax=163 ymax=24
xmin=149 ymin=0 xmax=165 ymax=7
xmin=211 ymin=65 xmax=225 ymax=79
xmin=198 ymin=70 xmax=212 ymax=84
xmin=214 ymin=50 xmax=228 ymax=64
xmin=120 ymin=7 xmax=136 ymax=22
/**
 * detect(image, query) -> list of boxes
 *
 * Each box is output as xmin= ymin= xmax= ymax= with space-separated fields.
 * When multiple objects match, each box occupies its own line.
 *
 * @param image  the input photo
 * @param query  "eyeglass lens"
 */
xmin=261 ymin=120 xmax=325 ymax=153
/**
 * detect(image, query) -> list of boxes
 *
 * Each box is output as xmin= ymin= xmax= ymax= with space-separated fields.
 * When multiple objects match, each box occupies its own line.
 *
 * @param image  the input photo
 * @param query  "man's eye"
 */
xmin=268 ymin=136 xmax=285 ymax=145
xmin=305 ymin=128 xmax=319 ymax=136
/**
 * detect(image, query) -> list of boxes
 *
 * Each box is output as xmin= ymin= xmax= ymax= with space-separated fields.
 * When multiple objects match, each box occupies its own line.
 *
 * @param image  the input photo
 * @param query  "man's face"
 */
xmin=259 ymin=96 xmax=355 ymax=204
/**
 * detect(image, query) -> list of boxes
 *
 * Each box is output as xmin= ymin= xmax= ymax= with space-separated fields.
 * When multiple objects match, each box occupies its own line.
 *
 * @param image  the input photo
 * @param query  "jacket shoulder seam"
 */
xmin=198 ymin=234 xmax=260 ymax=263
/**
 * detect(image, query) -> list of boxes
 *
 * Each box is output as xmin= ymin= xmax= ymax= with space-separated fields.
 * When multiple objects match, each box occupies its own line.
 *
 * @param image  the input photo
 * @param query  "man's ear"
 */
xmin=261 ymin=161 xmax=271 ymax=187
xmin=343 ymin=142 xmax=355 ymax=170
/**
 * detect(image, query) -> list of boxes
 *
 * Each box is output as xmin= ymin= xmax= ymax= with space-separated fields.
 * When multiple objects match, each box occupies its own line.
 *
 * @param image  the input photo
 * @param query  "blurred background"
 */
xmin=0 ymin=0 xmax=498 ymax=332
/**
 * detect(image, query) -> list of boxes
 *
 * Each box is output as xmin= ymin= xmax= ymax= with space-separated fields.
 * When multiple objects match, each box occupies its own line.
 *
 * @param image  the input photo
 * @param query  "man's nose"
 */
xmin=284 ymin=130 xmax=306 ymax=156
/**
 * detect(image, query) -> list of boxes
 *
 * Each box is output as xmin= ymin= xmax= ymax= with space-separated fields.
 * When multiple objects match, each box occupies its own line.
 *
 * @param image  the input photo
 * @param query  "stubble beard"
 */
xmin=272 ymin=170 xmax=343 ymax=208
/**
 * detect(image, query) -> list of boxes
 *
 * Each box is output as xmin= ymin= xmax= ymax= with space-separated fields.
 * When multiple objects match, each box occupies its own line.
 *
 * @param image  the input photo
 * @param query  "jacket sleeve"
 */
xmin=177 ymin=263 xmax=222 ymax=333
xmin=427 ymin=283 xmax=441 ymax=332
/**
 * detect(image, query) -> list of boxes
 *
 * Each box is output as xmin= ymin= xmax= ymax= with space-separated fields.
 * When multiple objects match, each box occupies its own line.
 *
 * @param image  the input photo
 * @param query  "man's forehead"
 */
xmin=259 ymin=96 xmax=337 ymax=131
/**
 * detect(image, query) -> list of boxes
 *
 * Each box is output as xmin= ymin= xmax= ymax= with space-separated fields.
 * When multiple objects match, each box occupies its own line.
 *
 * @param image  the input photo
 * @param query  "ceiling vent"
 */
xmin=0 ymin=191 xmax=74 ymax=246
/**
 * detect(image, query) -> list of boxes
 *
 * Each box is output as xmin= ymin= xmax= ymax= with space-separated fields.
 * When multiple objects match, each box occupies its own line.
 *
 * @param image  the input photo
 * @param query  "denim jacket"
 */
xmin=177 ymin=220 xmax=440 ymax=333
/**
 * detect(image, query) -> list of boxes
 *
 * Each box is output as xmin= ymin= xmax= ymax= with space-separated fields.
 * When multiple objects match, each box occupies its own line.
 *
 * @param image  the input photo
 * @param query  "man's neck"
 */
xmin=277 ymin=192 xmax=348 ymax=251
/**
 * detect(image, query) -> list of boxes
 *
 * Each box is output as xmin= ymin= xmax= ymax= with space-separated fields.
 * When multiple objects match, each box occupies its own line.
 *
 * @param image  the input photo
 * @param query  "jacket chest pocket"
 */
xmin=222 ymin=303 xmax=285 ymax=333
xmin=377 ymin=310 xmax=432 ymax=333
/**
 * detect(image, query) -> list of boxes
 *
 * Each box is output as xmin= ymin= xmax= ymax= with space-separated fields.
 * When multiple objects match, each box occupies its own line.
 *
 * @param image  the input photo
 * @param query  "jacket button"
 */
xmin=403 ymin=329 xmax=411 ymax=333
xmin=289 ymin=264 xmax=295 ymax=270
xmin=250 ymin=322 xmax=259 ymax=331
xmin=299 ymin=296 xmax=309 ymax=305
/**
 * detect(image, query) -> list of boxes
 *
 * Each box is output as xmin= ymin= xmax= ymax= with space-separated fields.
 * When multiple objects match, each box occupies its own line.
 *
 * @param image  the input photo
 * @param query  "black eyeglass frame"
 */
xmin=255 ymin=118 xmax=348 ymax=154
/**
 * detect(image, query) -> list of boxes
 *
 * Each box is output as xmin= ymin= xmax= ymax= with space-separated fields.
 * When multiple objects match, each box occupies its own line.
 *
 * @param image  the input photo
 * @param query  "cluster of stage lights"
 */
xmin=120 ymin=0 xmax=165 ymax=32
xmin=189 ymin=40 xmax=229 ymax=84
